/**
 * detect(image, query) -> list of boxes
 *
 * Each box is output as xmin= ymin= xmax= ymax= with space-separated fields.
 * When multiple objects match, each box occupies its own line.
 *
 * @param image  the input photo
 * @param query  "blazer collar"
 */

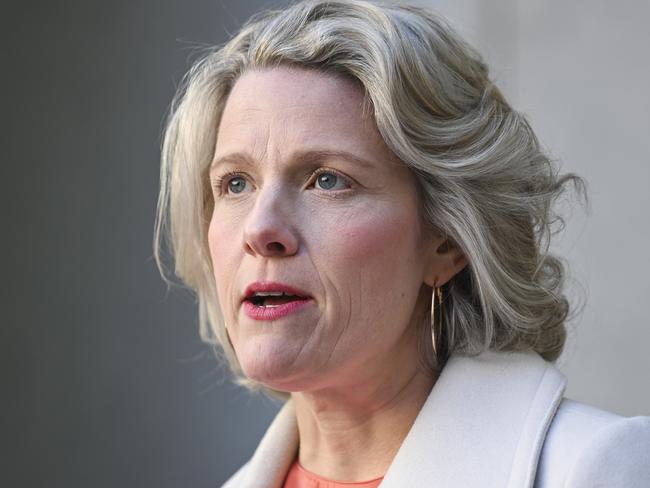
xmin=238 ymin=350 xmax=567 ymax=488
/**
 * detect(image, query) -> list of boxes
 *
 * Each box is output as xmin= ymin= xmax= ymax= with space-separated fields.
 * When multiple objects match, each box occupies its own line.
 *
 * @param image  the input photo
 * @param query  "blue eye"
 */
xmin=227 ymin=176 xmax=247 ymax=194
xmin=313 ymin=170 xmax=351 ymax=191
xmin=213 ymin=171 xmax=249 ymax=196
xmin=316 ymin=172 xmax=337 ymax=190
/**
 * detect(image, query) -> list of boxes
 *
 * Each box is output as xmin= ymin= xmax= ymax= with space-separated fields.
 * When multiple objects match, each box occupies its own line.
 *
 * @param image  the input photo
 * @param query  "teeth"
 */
xmin=252 ymin=291 xmax=295 ymax=297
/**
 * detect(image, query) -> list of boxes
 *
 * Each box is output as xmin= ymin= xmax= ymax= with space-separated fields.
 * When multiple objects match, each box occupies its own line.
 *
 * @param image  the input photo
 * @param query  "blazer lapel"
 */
xmin=236 ymin=399 xmax=299 ymax=488
xmin=381 ymin=350 xmax=567 ymax=487
xmin=237 ymin=350 xmax=566 ymax=488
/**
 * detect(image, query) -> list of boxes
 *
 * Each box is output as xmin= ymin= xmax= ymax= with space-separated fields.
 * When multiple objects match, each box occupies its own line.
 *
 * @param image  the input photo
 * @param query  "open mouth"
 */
xmin=248 ymin=294 xmax=308 ymax=307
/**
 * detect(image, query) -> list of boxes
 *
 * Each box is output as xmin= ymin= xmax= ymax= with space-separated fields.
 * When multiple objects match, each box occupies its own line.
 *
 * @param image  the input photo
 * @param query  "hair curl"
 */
xmin=154 ymin=0 xmax=588 ymax=401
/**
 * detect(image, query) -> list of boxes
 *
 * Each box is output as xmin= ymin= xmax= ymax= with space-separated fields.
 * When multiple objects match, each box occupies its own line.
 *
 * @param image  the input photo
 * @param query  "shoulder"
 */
xmin=221 ymin=461 xmax=250 ymax=488
xmin=536 ymin=398 xmax=650 ymax=487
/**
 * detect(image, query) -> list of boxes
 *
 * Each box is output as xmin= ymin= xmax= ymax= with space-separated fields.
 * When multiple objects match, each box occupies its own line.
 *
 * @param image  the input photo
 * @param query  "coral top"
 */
xmin=282 ymin=458 xmax=384 ymax=488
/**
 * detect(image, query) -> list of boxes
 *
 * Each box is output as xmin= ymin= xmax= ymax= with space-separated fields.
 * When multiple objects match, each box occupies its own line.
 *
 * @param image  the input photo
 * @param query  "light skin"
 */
xmin=208 ymin=66 xmax=467 ymax=482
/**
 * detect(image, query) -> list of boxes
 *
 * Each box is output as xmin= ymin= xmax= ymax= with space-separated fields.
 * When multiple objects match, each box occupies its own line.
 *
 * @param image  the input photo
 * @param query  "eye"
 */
xmin=212 ymin=168 xmax=353 ymax=197
xmin=311 ymin=169 xmax=352 ymax=191
xmin=227 ymin=176 xmax=247 ymax=194
xmin=212 ymin=171 xmax=251 ymax=196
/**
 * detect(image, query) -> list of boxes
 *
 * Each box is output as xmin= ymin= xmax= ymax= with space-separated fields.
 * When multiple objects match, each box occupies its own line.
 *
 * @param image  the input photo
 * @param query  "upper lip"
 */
xmin=242 ymin=281 xmax=312 ymax=303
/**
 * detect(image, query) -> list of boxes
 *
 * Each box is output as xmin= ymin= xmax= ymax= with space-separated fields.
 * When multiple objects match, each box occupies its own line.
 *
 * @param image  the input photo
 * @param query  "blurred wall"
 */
xmin=3 ymin=1 xmax=648 ymax=487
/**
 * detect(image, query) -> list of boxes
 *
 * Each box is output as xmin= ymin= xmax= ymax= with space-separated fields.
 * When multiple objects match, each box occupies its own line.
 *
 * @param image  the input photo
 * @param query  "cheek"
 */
xmin=207 ymin=217 xmax=225 ymax=272
xmin=207 ymin=214 xmax=240 ymax=315
xmin=207 ymin=216 xmax=222 ymax=257
xmin=331 ymin=205 xmax=418 ymax=262
xmin=321 ymin=204 xmax=422 ymax=331
xmin=208 ymin=207 xmax=244 ymax=266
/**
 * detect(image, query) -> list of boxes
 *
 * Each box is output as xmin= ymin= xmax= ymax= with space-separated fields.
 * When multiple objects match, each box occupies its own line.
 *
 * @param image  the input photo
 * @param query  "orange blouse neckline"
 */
xmin=282 ymin=457 xmax=384 ymax=487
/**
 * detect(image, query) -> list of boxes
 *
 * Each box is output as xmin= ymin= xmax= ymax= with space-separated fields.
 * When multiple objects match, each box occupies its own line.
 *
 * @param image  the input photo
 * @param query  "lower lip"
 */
xmin=243 ymin=298 xmax=314 ymax=321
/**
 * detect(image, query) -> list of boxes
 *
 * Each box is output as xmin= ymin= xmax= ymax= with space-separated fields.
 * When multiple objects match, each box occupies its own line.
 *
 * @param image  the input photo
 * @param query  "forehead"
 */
xmin=221 ymin=66 xmax=367 ymax=121
xmin=214 ymin=66 xmax=392 ymax=161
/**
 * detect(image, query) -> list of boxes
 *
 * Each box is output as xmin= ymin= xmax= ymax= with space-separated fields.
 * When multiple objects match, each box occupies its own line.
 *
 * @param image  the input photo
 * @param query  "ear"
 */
xmin=423 ymin=233 xmax=468 ymax=288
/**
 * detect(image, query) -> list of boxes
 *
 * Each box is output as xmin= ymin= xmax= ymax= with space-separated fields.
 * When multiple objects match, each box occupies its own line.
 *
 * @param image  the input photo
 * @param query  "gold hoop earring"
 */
xmin=431 ymin=285 xmax=444 ymax=357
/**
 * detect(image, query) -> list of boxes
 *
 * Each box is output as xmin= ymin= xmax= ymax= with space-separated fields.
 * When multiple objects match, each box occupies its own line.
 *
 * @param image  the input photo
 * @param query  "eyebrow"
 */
xmin=209 ymin=149 xmax=377 ymax=172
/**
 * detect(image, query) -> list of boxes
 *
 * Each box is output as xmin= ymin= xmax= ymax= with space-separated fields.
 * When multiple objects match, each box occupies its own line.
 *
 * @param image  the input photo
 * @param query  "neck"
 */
xmin=292 ymin=359 xmax=438 ymax=482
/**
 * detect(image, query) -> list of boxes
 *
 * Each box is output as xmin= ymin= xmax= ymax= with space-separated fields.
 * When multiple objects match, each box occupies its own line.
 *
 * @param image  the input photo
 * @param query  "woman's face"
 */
xmin=208 ymin=66 xmax=435 ymax=392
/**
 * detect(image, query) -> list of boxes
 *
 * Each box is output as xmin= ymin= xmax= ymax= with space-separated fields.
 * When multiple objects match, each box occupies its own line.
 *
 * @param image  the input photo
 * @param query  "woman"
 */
xmin=154 ymin=1 xmax=650 ymax=486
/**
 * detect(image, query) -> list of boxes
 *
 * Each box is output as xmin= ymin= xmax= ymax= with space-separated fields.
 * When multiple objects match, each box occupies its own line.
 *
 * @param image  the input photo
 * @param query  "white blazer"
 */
xmin=222 ymin=350 xmax=650 ymax=487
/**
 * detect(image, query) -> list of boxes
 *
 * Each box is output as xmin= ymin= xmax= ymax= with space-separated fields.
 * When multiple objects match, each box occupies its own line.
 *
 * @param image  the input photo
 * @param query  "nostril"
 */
xmin=267 ymin=242 xmax=285 ymax=252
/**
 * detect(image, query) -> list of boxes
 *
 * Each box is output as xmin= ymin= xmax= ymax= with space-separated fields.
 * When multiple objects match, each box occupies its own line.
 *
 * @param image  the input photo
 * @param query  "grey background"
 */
xmin=3 ymin=1 xmax=648 ymax=487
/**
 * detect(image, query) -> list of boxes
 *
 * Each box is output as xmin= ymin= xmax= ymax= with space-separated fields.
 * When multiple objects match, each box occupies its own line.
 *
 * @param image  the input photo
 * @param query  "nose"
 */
xmin=243 ymin=183 xmax=299 ymax=257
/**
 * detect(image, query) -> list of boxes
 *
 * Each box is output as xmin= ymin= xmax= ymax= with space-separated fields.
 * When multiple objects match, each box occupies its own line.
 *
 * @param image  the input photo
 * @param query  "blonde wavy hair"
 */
xmin=154 ymin=0 xmax=588 ymax=400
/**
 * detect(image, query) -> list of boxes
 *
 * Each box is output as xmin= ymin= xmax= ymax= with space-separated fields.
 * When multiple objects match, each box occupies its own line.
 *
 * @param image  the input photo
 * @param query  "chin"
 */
xmin=237 ymin=339 xmax=315 ymax=391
